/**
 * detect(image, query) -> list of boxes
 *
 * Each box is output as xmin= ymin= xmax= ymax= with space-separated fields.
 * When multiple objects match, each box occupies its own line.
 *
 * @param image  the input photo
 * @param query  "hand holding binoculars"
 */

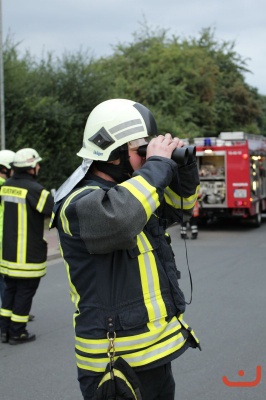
xmin=137 ymin=144 xmax=196 ymax=166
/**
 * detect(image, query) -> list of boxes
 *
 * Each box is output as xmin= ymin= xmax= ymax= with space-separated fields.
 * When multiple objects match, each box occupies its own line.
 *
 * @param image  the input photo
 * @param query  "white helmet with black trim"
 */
xmin=55 ymin=99 xmax=157 ymax=202
xmin=0 ymin=150 xmax=15 ymax=169
xmin=13 ymin=148 xmax=42 ymax=169
xmin=77 ymin=99 xmax=157 ymax=161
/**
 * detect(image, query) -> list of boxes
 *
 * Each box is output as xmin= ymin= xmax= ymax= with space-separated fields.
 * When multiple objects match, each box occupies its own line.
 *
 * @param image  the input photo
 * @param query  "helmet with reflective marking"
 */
xmin=13 ymin=148 xmax=42 ymax=169
xmin=0 ymin=150 xmax=15 ymax=169
xmin=77 ymin=99 xmax=157 ymax=161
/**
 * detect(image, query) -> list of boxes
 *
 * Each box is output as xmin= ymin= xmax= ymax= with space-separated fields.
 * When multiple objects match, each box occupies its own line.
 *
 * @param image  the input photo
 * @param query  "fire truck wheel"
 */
xmin=250 ymin=212 xmax=262 ymax=228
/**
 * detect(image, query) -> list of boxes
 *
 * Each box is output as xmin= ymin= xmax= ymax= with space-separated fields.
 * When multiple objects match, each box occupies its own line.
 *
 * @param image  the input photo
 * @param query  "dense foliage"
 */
xmin=2 ymin=28 xmax=266 ymax=190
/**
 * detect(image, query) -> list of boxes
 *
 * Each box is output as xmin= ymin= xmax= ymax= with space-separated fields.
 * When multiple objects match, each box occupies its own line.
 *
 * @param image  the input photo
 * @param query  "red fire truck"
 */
xmin=187 ymin=132 xmax=266 ymax=226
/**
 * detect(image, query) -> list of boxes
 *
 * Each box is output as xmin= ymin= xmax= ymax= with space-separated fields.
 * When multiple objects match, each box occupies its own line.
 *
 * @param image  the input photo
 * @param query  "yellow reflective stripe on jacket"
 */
xmin=0 ymin=259 xmax=46 ymax=278
xmin=60 ymin=186 xmax=100 ymax=235
xmin=1 ymin=186 xmax=28 ymax=199
xmin=120 ymin=176 xmax=159 ymax=219
xmin=11 ymin=313 xmax=29 ymax=323
xmin=164 ymin=185 xmax=200 ymax=210
xmin=64 ymin=259 xmax=81 ymax=322
xmin=179 ymin=315 xmax=200 ymax=345
xmin=17 ymin=202 xmax=27 ymax=264
xmin=0 ymin=268 xmax=46 ymax=278
xmin=137 ymin=232 xmax=167 ymax=329
xmin=36 ymin=189 xmax=50 ymax=212
xmin=0 ymin=259 xmax=46 ymax=270
xmin=76 ymin=321 xmax=187 ymax=372
xmin=76 ymin=333 xmax=186 ymax=371
xmin=5 ymin=270 xmax=45 ymax=278
xmin=75 ymin=316 xmax=182 ymax=354
xmin=124 ymin=330 xmax=186 ymax=366
xmin=2 ymin=186 xmax=28 ymax=264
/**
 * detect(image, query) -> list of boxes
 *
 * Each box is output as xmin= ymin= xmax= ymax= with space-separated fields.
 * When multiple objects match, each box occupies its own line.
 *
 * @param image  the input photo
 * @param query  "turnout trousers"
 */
xmin=0 ymin=274 xmax=6 ymax=303
xmin=78 ymin=362 xmax=175 ymax=400
xmin=0 ymin=276 xmax=40 ymax=336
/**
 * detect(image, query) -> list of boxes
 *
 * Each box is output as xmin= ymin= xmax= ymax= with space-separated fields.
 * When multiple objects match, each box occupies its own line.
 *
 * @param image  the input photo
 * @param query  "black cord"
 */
xmin=180 ymin=196 xmax=193 ymax=305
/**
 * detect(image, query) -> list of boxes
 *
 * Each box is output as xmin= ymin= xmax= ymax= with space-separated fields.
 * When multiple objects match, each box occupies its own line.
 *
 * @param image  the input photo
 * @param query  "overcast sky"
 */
xmin=2 ymin=0 xmax=266 ymax=95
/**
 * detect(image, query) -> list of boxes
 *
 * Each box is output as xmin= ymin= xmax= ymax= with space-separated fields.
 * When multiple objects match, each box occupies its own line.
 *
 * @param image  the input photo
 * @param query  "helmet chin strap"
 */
xmin=94 ymin=146 xmax=134 ymax=183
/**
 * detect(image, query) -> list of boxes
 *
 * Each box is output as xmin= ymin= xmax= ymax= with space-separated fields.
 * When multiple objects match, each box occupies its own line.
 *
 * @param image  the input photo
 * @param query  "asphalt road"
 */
xmin=1 ymin=218 xmax=265 ymax=400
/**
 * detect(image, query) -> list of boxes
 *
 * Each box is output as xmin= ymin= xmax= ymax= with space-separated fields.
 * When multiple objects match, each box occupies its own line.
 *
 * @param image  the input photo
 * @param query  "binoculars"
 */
xmin=137 ymin=145 xmax=196 ymax=165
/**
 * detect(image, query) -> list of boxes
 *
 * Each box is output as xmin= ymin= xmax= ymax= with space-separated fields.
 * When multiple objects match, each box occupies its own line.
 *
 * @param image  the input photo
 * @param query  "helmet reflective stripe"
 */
xmin=77 ymin=99 xmax=157 ymax=161
xmin=109 ymin=118 xmax=142 ymax=134
xmin=110 ymin=119 xmax=145 ymax=140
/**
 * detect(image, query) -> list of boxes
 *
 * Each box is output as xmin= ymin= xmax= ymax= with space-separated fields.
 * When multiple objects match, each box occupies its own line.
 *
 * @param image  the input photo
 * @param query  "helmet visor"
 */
xmin=128 ymin=138 xmax=150 ymax=150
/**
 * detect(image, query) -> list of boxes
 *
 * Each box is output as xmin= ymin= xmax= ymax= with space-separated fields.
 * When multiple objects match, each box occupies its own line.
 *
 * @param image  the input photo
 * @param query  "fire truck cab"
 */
xmin=188 ymin=132 xmax=266 ymax=226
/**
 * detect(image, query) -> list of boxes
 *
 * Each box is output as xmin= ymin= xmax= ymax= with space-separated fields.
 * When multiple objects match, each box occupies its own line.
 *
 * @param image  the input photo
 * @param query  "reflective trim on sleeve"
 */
xmin=60 ymin=186 xmax=100 ymax=235
xmin=36 ymin=189 xmax=50 ymax=212
xmin=119 ymin=176 xmax=159 ymax=219
xmin=49 ymin=211 xmax=55 ymax=228
xmin=164 ymin=185 xmax=200 ymax=210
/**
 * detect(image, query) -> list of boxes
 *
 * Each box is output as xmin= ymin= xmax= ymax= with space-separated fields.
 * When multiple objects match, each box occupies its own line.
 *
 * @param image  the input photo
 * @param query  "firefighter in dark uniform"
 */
xmin=50 ymin=99 xmax=201 ymax=400
xmin=0 ymin=148 xmax=54 ymax=344
xmin=180 ymin=197 xmax=200 ymax=239
xmin=0 ymin=150 xmax=15 ymax=303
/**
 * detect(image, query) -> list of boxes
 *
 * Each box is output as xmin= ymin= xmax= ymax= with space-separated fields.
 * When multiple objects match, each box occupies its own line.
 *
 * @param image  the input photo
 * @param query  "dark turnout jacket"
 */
xmin=0 ymin=172 xmax=54 ymax=278
xmin=51 ymin=156 xmax=201 ymax=373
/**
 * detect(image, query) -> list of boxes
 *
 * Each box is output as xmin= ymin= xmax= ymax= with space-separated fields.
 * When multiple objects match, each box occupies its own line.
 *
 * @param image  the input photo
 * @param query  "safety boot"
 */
xmin=1 ymin=332 xmax=9 ymax=343
xmin=191 ymin=225 xmax=198 ymax=240
xmin=9 ymin=330 xmax=36 ymax=345
xmin=180 ymin=224 xmax=188 ymax=240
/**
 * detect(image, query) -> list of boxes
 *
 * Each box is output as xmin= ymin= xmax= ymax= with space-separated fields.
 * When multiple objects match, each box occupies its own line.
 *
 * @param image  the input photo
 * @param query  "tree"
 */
xmin=92 ymin=26 xmax=263 ymax=138
xmin=3 ymin=27 xmax=265 ymax=189
xmin=4 ymin=38 xmax=104 ymax=189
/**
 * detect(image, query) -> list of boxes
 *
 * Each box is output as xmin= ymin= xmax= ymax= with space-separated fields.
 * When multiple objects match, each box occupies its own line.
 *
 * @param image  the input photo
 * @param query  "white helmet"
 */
xmin=0 ymin=150 xmax=15 ymax=169
xmin=13 ymin=148 xmax=42 ymax=169
xmin=77 ymin=99 xmax=157 ymax=161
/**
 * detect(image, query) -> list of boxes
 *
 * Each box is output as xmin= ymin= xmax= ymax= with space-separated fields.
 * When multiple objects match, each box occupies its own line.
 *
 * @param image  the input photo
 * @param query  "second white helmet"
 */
xmin=13 ymin=148 xmax=42 ymax=169
xmin=77 ymin=99 xmax=158 ymax=161
xmin=0 ymin=150 xmax=15 ymax=169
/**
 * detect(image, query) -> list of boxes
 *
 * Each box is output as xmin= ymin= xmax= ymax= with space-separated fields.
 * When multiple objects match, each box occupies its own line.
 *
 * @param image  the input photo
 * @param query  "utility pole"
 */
xmin=0 ymin=0 xmax=5 ymax=149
